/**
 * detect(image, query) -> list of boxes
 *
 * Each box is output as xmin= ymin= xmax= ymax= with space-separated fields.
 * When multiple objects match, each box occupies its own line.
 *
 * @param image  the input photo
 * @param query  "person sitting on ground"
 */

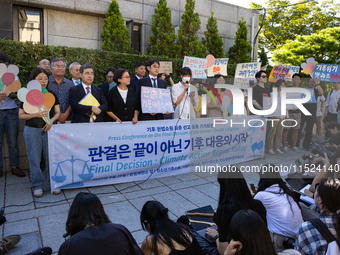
xmin=295 ymin=177 xmax=340 ymax=255
xmin=203 ymin=169 xmax=267 ymax=255
xmin=140 ymin=200 xmax=203 ymax=255
xmin=254 ymin=164 xmax=303 ymax=250
xmin=224 ymin=210 xmax=301 ymax=255
xmin=58 ymin=192 xmax=143 ymax=255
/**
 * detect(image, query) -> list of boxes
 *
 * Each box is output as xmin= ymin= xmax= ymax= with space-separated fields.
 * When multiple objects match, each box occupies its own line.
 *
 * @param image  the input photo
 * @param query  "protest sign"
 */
xmin=234 ymin=62 xmax=261 ymax=87
xmin=207 ymin=58 xmax=229 ymax=77
xmin=183 ymin=56 xmax=207 ymax=79
xmin=269 ymin=65 xmax=290 ymax=83
xmin=278 ymin=64 xmax=299 ymax=81
xmin=48 ymin=117 xmax=266 ymax=192
xmin=141 ymin=86 xmax=174 ymax=113
xmin=313 ymin=64 xmax=340 ymax=82
xmin=159 ymin=61 xmax=172 ymax=73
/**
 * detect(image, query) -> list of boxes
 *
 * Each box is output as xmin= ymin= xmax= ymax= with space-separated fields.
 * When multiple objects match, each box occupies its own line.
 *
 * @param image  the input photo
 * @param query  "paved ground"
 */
xmin=0 ymin=148 xmax=306 ymax=254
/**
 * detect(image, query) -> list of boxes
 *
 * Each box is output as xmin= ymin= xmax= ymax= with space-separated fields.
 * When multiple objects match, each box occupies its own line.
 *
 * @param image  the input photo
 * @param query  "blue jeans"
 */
xmin=23 ymin=126 xmax=49 ymax=190
xmin=0 ymin=108 xmax=19 ymax=169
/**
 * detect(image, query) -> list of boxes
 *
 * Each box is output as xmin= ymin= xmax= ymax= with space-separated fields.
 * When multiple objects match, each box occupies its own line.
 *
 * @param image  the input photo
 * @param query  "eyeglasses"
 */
xmin=53 ymin=65 xmax=65 ymax=69
xmin=122 ymin=76 xmax=131 ymax=79
xmin=260 ymin=76 xmax=267 ymax=78
xmin=84 ymin=72 xmax=94 ymax=76
xmin=36 ymin=78 xmax=48 ymax=82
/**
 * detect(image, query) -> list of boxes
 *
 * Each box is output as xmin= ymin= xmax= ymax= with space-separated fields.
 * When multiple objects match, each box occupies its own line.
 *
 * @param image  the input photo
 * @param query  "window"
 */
xmin=13 ymin=6 xmax=43 ymax=44
xmin=127 ymin=20 xmax=141 ymax=54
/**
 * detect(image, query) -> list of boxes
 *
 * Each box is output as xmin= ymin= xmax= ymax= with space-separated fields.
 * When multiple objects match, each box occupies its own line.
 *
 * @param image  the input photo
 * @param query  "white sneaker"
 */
xmin=283 ymin=146 xmax=289 ymax=152
xmin=292 ymin=147 xmax=299 ymax=152
xmin=267 ymin=149 xmax=275 ymax=155
xmin=34 ymin=189 xmax=43 ymax=197
xmin=53 ymin=189 xmax=61 ymax=195
xmin=276 ymin=148 xmax=284 ymax=154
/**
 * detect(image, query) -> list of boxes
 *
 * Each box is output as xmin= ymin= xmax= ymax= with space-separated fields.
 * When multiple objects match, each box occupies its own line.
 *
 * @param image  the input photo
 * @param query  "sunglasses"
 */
xmin=260 ymin=76 xmax=267 ymax=78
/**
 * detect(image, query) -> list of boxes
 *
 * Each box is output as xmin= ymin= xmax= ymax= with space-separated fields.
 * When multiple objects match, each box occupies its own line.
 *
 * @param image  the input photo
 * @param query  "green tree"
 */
xmin=202 ymin=12 xmax=225 ymax=58
xmin=250 ymin=0 xmax=340 ymax=52
xmin=177 ymin=0 xmax=206 ymax=58
xmin=259 ymin=48 xmax=268 ymax=66
xmin=147 ymin=0 xmax=180 ymax=57
xmin=100 ymin=0 xmax=133 ymax=53
xmin=272 ymin=26 xmax=340 ymax=66
xmin=227 ymin=18 xmax=252 ymax=64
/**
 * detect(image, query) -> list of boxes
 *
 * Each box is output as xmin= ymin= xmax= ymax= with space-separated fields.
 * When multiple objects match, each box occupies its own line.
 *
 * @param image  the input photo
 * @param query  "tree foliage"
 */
xmin=272 ymin=26 xmax=340 ymax=66
xmin=259 ymin=48 xmax=269 ymax=66
xmin=147 ymin=0 xmax=180 ymax=58
xmin=227 ymin=18 xmax=252 ymax=64
xmin=100 ymin=0 xmax=133 ymax=53
xmin=177 ymin=0 xmax=206 ymax=58
xmin=250 ymin=0 xmax=340 ymax=52
xmin=202 ymin=12 xmax=225 ymax=58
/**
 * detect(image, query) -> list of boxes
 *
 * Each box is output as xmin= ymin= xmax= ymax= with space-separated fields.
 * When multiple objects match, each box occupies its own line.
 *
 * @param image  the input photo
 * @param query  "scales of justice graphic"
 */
xmin=52 ymin=155 xmax=93 ymax=188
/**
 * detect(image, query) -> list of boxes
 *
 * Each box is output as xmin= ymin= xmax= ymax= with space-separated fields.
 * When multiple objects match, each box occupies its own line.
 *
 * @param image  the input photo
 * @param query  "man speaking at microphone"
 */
xmin=172 ymin=67 xmax=199 ymax=119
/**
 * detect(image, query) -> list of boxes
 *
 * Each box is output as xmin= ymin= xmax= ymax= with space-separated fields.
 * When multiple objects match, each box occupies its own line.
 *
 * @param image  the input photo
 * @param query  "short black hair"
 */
xmin=0 ymin=52 xmax=10 ymax=64
xmin=323 ymin=115 xmax=334 ymax=124
xmin=292 ymin=73 xmax=301 ymax=79
xmin=147 ymin=59 xmax=160 ymax=67
xmin=80 ymin=64 xmax=94 ymax=74
xmin=181 ymin=67 xmax=192 ymax=77
xmin=105 ymin=67 xmax=116 ymax=76
xmin=274 ymin=79 xmax=286 ymax=88
xmin=50 ymin=57 xmax=66 ymax=68
xmin=28 ymin=68 xmax=49 ymax=82
xmin=113 ymin=68 xmax=128 ymax=84
xmin=214 ymin=74 xmax=224 ymax=79
xmin=134 ymin=61 xmax=145 ymax=69
xmin=328 ymin=122 xmax=339 ymax=130
xmin=255 ymin=70 xmax=267 ymax=80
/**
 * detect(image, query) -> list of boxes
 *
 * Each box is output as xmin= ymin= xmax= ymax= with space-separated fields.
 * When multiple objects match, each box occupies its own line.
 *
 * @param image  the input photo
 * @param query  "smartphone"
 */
xmin=249 ymin=183 xmax=256 ymax=193
xmin=189 ymin=91 xmax=195 ymax=96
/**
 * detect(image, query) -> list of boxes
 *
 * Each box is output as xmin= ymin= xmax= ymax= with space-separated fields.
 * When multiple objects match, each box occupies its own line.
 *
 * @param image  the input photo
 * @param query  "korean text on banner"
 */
xmin=278 ymin=64 xmax=299 ymax=81
xmin=48 ymin=117 xmax=266 ymax=192
xmin=183 ymin=56 xmax=207 ymax=79
xmin=207 ymin=58 xmax=229 ymax=77
xmin=159 ymin=62 xmax=172 ymax=73
xmin=269 ymin=65 xmax=290 ymax=83
xmin=141 ymin=86 xmax=174 ymax=114
xmin=313 ymin=64 xmax=340 ymax=82
xmin=234 ymin=62 xmax=261 ymax=87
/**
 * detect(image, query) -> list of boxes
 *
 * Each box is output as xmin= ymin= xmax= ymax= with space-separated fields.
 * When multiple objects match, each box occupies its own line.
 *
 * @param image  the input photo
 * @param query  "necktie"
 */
xmin=152 ymin=78 xmax=157 ymax=88
xmin=76 ymin=80 xmax=80 ymax=85
xmin=86 ymin=86 xmax=90 ymax=94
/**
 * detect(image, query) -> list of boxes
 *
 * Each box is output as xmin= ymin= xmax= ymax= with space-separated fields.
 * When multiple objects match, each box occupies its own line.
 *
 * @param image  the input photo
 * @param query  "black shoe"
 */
xmin=25 ymin=247 xmax=52 ymax=255
xmin=11 ymin=168 xmax=25 ymax=177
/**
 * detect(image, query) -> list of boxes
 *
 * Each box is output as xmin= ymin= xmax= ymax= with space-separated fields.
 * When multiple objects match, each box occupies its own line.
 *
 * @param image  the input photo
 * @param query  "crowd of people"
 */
xmin=0 ymin=50 xmax=340 ymax=254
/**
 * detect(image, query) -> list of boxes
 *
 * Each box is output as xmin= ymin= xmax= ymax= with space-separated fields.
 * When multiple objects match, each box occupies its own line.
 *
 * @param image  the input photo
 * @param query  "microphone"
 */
xmin=185 ymin=81 xmax=189 ymax=93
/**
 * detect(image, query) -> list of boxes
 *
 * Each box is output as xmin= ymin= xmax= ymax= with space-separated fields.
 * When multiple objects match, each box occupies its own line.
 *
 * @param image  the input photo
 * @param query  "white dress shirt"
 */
xmin=149 ymin=75 xmax=158 ymax=88
xmin=325 ymin=89 xmax=340 ymax=114
xmin=81 ymin=83 xmax=93 ymax=123
xmin=72 ymin=78 xmax=81 ymax=86
xmin=172 ymin=82 xmax=198 ymax=119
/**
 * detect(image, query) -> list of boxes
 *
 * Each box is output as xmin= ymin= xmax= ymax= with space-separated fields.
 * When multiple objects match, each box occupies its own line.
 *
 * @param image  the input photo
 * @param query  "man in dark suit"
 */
xmin=137 ymin=59 xmax=169 ymax=121
xmin=98 ymin=67 xmax=116 ymax=122
xmin=69 ymin=64 xmax=108 ymax=123
xmin=129 ymin=62 xmax=146 ymax=94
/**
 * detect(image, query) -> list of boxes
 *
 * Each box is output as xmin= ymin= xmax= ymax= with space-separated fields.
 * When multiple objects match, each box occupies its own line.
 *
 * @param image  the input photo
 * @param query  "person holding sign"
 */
xmin=137 ymin=59 xmax=169 ymax=121
xmin=172 ymin=67 xmax=198 ymax=119
xmin=69 ymin=64 xmax=108 ymax=123
xmin=19 ymin=68 xmax=60 ymax=197
xmin=106 ymin=68 xmax=138 ymax=124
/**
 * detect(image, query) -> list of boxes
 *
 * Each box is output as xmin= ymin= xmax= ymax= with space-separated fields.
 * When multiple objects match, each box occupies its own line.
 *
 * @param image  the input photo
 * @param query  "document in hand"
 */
xmin=79 ymin=93 xmax=100 ymax=120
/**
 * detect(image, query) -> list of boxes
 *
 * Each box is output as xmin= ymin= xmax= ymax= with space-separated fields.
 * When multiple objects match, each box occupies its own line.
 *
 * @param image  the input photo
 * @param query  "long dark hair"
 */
xmin=64 ymin=192 xmax=111 ymax=237
xmin=140 ymin=201 xmax=194 ymax=255
xmin=229 ymin=210 xmax=277 ymax=255
xmin=257 ymin=164 xmax=301 ymax=214
xmin=28 ymin=68 xmax=49 ymax=82
xmin=317 ymin=177 xmax=340 ymax=246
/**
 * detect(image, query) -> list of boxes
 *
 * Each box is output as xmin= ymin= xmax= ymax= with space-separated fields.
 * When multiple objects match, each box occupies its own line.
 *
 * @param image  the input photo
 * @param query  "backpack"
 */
xmin=309 ymin=218 xmax=340 ymax=255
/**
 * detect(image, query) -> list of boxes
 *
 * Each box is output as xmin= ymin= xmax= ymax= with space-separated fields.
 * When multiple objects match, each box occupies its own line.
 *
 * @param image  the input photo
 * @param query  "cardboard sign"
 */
xmin=234 ymin=62 xmax=261 ymax=87
xmin=278 ymin=64 xmax=299 ymax=81
xmin=183 ymin=56 xmax=207 ymax=79
xmin=313 ymin=64 xmax=340 ymax=82
xmin=207 ymin=58 xmax=229 ymax=77
xmin=141 ymin=86 xmax=174 ymax=113
xmin=269 ymin=65 xmax=290 ymax=83
xmin=159 ymin=61 xmax=172 ymax=73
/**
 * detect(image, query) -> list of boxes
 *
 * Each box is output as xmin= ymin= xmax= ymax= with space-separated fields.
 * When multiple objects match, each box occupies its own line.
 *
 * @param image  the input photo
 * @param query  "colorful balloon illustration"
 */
xmin=0 ymin=64 xmax=22 ymax=101
xmin=206 ymin=54 xmax=216 ymax=68
xmin=301 ymin=57 xmax=316 ymax=76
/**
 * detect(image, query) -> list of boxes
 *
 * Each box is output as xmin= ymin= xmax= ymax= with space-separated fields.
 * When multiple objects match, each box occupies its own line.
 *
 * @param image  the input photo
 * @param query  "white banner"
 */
xmin=48 ymin=117 xmax=266 ymax=192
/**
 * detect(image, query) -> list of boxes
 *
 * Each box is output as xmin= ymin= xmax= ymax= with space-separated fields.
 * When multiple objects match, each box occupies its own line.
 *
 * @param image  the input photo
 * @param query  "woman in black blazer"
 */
xmin=106 ymin=68 xmax=138 ymax=124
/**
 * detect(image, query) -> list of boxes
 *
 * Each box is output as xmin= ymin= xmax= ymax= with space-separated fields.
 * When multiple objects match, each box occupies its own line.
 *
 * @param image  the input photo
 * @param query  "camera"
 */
xmin=283 ymin=237 xmax=295 ymax=249
xmin=311 ymin=143 xmax=336 ymax=164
